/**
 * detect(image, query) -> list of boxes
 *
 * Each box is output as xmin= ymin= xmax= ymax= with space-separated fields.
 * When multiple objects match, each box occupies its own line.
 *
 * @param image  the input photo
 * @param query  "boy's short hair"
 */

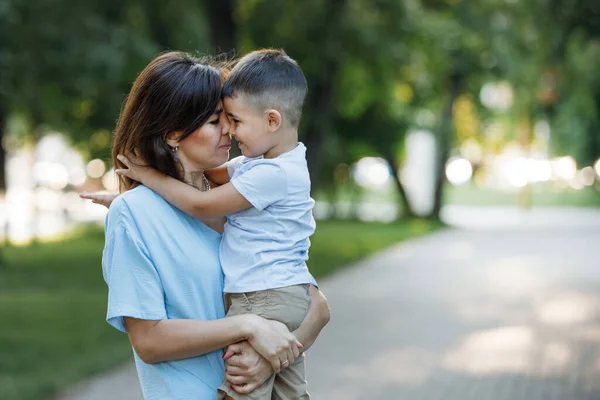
xmin=222 ymin=49 xmax=307 ymax=127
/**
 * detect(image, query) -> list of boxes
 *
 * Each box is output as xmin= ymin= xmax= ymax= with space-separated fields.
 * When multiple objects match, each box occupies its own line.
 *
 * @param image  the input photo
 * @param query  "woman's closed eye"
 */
xmin=209 ymin=118 xmax=220 ymax=125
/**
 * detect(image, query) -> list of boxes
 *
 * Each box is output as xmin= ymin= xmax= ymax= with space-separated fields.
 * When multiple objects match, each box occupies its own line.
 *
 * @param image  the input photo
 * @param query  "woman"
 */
xmin=91 ymin=51 xmax=330 ymax=399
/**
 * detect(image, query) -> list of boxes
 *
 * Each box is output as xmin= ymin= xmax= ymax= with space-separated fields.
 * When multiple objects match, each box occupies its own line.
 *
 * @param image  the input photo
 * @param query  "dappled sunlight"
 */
xmin=338 ymin=348 xmax=437 ymax=385
xmin=446 ymin=292 xmax=600 ymax=381
xmin=443 ymin=326 xmax=536 ymax=375
xmin=578 ymin=325 xmax=600 ymax=342
xmin=457 ymin=291 xmax=600 ymax=327
xmin=535 ymin=292 xmax=600 ymax=325
xmin=539 ymin=342 xmax=571 ymax=374
xmin=479 ymin=256 xmax=549 ymax=299
xmin=457 ymin=299 xmax=531 ymax=324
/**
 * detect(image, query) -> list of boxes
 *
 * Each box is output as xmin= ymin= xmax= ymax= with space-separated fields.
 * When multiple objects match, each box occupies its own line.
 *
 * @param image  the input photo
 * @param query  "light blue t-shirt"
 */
xmin=102 ymin=186 xmax=225 ymax=400
xmin=221 ymin=142 xmax=316 ymax=293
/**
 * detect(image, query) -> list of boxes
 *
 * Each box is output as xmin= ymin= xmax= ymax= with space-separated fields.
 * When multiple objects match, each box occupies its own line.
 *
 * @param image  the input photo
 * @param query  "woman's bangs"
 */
xmin=185 ymin=66 xmax=223 ymax=132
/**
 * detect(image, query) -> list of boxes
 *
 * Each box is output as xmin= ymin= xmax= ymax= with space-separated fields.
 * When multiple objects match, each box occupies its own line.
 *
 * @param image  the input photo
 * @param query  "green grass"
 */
xmin=316 ymin=182 xmax=600 ymax=209
xmin=0 ymin=226 xmax=133 ymax=400
xmin=308 ymin=219 xmax=442 ymax=278
xmin=0 ymin=220 xmax=441 ymax=400
xmin=445 ymin=183 xmax=600 ymax=207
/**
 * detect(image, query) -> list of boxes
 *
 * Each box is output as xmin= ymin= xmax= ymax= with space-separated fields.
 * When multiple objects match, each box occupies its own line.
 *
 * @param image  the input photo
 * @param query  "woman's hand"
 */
xmin=79 ymin=192 xmax=118 ymax=209
xmin=115 ymin=153 xmax=153 ymax=184
xmin=223 ymin=341 xmax=272 ymax=394
xmin=245 ymin=316 xmax=302 ymax=373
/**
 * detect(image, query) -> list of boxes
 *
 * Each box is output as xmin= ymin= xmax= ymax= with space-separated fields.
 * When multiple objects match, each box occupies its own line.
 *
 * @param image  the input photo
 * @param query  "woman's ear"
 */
xmin=265 ymin=109 xmax=282 ymax=132
xmin=165 ymin=130 xmax=182 ymax=148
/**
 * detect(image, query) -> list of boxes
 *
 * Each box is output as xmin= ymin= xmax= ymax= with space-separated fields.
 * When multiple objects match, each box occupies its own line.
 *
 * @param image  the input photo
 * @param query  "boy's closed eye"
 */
xmin=226 ymin=112 xmax=240 ymax=124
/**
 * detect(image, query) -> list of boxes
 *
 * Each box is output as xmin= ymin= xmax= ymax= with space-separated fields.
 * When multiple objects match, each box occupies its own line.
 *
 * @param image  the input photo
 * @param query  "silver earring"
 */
xmin=171 ymin=145 xmax=179 ymax=154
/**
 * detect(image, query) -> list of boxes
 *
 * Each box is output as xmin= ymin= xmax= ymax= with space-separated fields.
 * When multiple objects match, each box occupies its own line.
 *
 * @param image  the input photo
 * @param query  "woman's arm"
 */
xmin=222 ymin=285 xmax=329 ymax=362
xmin=125 ymin=314 xmax=301 ymax=372
xmin=222 ymin=285 xmax=330 ymax=393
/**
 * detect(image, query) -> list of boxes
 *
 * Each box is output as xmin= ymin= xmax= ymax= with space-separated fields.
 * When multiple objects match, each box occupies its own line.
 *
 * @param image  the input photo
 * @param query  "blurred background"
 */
xmin=1 ymin=0 xmax=599 ymax=399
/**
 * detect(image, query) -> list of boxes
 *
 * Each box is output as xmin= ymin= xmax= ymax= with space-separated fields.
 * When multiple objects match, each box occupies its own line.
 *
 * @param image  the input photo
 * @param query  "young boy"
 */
xmin=95 ymin=49 xmax=317 ymax=399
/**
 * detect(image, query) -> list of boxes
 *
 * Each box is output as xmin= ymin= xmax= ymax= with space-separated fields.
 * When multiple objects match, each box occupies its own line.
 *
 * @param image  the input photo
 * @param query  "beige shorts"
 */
xmin=217 ymin=284 xmax=311 ymax=400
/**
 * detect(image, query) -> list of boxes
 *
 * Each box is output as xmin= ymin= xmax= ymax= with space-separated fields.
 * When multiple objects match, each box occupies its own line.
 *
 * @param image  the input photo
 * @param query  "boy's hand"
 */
xmin=223 ymin=341 xmax=273 ymax=394
xmin=116 ymin=153 xmax=152 ymax=184
xmin=79 ymin=192 xmax=118 ymax=209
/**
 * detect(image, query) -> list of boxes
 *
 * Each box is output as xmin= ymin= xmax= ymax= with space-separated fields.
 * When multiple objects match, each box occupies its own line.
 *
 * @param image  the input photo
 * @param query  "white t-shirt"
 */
xmin=220 ymin=143 xmax=316 ymax=293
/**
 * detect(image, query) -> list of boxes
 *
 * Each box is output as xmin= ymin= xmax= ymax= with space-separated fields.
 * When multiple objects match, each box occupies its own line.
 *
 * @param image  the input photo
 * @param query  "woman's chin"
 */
xmin=217 ymin=152 xmax=230 ymax=164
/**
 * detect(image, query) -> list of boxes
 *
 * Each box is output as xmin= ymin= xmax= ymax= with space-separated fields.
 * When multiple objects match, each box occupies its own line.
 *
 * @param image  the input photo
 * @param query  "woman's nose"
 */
xmin=221 ymin=117 xmax=231 ymax=136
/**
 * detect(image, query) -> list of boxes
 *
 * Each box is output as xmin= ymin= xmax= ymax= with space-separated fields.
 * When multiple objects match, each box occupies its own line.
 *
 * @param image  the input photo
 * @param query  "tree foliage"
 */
xmin=0 ymin=0 xmax=598 ymax=219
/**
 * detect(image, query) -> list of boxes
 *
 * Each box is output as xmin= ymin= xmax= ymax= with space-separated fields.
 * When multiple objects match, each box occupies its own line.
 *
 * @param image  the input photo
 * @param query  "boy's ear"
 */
xmin=265 ymin=109 xmax=282 ymax=132
xmin=165 ymin=130 xmax=182 ymax=148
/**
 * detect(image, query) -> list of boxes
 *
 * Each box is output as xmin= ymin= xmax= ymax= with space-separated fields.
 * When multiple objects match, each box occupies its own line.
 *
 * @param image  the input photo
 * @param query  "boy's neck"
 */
xmin=263 ymin=128 xmax=298 ymax=159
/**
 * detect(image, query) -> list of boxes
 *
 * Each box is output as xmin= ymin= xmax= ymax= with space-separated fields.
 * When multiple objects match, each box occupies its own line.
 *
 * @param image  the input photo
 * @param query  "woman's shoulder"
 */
xmin=114 ymin=185 xmax=171 ymax=210
xmin=106 ymin=186 xmax=167 ymax=229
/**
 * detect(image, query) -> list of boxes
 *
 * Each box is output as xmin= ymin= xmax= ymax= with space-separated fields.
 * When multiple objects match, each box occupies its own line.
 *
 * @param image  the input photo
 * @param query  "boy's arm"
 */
xmin=79 ymin=192 xmax=118 ymax=209
xmin=291 ymin=285 xmax=330 ymax=352
xmin=205 ymin=164 xmax=231 ymax=185
xmin=116 ymin=154 xmax=251 ymax=219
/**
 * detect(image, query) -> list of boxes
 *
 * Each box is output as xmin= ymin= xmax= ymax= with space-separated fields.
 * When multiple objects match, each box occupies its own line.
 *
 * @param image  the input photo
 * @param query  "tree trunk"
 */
xmin=204 ymin=0 xmax=236 ymax=54
xmin=429 ymin=71 xmax=463 ymax=220
xmin=382 ymin=152 xmax=415 ymax=219
xmin=0 ymin=105 xmax=6 ymax=193
xmin=303 ymin=0 xmax=348 ymax=192
xmin=303 ymin=80 xmax=336 ymax=191
xmin=0 ymin=105 xmax=6 ymax=265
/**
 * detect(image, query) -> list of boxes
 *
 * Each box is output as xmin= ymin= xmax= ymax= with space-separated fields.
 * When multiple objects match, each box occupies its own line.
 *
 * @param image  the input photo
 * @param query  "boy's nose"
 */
xmin=228 ymin=125 xmax=236 ymax=138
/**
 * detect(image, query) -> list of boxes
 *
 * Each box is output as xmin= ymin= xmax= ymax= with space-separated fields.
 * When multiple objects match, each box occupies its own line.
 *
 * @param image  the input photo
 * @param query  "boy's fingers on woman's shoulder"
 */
xmin=80 ymin=192 xmax=100 ymax=201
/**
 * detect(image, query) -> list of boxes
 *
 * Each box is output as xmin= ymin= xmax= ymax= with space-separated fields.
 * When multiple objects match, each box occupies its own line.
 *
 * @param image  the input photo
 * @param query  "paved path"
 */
xmin=58 ymin=210 xmax=600 ymax=399
xmin=306 ymin=225 xmax=600 ymax=399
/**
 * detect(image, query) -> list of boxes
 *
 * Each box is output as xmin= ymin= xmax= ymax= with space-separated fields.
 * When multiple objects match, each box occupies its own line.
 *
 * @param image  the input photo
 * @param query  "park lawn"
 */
xmin=309 ymin=218 xmax=442 ymax=278
xmin=0 ymin=226 xmax=132 ymax=400
xmin=0 ymin=219 xmax=441 ymax=400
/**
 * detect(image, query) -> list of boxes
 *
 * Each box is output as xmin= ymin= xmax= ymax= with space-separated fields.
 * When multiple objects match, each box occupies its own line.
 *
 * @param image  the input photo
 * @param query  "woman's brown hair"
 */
xmin=112 ymin=51 xmax=224 ymax=192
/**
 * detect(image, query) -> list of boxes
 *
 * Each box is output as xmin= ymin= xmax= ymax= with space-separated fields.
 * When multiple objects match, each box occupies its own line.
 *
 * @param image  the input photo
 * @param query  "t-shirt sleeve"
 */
xmin=227 ymin=156 xmax=245 ymax=178
xmin=230 ymin=162 xmax=287 ymax=211
xmin=102 ymin=223 xmax=167 ymax=333
xmin=308 ymin=272 xmax=318 ymax=288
